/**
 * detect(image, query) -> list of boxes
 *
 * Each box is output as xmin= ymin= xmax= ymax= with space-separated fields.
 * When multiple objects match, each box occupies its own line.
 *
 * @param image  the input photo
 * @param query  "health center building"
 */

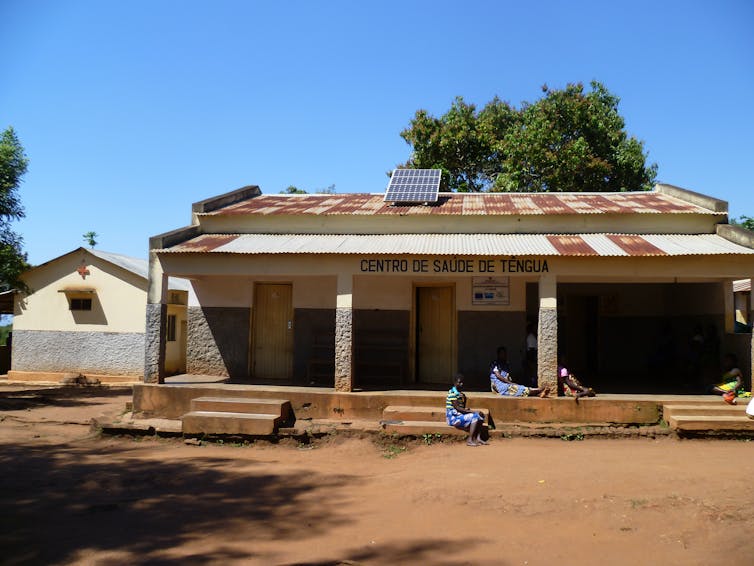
xmin=144 ymin=181 xmax=754 ymax=395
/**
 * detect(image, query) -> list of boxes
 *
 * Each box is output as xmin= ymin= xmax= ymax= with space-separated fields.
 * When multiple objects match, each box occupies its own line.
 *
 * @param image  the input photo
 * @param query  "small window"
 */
xmin=166 ymin=314 xmax=177 ymax=342
xmin=70 ymin=298 xmax=92 ymax=311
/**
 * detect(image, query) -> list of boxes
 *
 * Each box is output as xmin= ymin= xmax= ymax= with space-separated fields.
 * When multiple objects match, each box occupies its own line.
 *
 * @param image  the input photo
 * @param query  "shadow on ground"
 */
xmin=288 ymin=537 xmax=488 ymax=566
xmin=0 ymin=440 xmax=355 ymax=564
xmin=0 ymin=386 xmax=131 ymax=411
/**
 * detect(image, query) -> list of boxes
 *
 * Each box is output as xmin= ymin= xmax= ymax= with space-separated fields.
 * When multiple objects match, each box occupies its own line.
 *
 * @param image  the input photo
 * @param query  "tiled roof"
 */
xmin=159 ymin=233 xmax=754 ymax=257
xmin=200 ymin=190 xmax=720 ymax=217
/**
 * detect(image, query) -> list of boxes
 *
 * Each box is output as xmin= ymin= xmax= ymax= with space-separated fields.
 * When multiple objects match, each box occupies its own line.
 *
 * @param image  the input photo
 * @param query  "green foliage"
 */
xmin=731 ymin=216 xmax=754 ymax=232
xmin=280 ymin=183 xmax=336 ymax=194
xmin=0 ymin=127 xmax=29 ymax=292
xmin=382 ymin=444 xmax=407 ymax=459
xmin=281 ymin=185 xmax=308 ymax=194
xmin=400 ymin=81 xmax=657 ymax=193
xmin=0 ymin=324 xmax=11 ymax=345
xmin=421 ymin=433 xmax=443 ymax=445
xmin=82 ymin=231 xmax=98 ymax=248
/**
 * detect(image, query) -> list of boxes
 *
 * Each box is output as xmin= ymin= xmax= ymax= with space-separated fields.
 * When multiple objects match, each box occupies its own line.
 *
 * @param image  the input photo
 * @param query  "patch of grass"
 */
xmin=421 ymin=433 xmax=443 ymax=445
xmin=630 ymin=498 xmax=648 ymax=509
xmin=382 ymin=444 xmax=407 ymax=459
xmin=560 ymin=432 xmax=584 ymax=441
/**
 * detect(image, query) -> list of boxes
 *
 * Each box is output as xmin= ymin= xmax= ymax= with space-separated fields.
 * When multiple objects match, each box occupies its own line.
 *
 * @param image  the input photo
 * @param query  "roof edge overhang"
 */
xmin=150 ymin=225 xmax=202 ymax=251
xmin=717 ymin=223 xmax=754 ymax=249
xmin=191 ymin=185 xmax=261 ymax=214
xmin=656 ymin=183 xmax=728 ymax=214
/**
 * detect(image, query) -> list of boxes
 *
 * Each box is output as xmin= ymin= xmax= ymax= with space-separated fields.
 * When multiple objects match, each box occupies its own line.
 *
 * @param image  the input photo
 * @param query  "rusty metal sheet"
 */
xmin=530 ymin=195 xmax=576 ymax=215
xmin=546 ymin=235 xmax=599 ymax=255
xmin=159 ymin=233 xmax=754 ymax=257
xmin=606 ymin=234 xmax=667 ymax=256
xmin=201 ymin=190 xmax=717 ymax=217
xmin=169 ymin=234 xmax=237 ymax=252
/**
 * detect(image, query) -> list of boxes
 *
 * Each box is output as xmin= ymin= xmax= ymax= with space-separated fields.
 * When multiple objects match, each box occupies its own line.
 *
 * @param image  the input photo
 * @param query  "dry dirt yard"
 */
xmin=0 ymin=385 xmax=752 ymax=566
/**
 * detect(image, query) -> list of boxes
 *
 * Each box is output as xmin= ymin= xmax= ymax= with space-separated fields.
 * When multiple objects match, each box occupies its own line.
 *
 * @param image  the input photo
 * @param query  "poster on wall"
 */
xmin=472 ymin=276 xmax=510 ymax=306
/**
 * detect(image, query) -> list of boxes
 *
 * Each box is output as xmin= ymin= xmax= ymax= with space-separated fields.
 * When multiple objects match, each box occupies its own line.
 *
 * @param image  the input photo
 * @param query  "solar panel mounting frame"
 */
xmin=384 ymin=168 xmax=441 ymax=204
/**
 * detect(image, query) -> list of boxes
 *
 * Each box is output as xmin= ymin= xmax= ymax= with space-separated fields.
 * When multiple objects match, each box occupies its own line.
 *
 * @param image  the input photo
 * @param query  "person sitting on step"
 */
xmin=557 ymin=355 xmax=596 ymax=401
xmin=712 ymin=353 xmax=750 ymax=405
xmin=490 ymin=346 xmax=549 ymax=398
xmin=446 ymin=373 xmax=487 ymax=446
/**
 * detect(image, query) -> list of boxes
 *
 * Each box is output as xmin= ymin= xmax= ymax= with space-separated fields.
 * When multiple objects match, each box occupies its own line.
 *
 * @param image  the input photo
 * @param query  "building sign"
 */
xmin=359 ymin=257 xmax=549 ymax=274
xmin=472 ymin=276 xmax=509 ymax=306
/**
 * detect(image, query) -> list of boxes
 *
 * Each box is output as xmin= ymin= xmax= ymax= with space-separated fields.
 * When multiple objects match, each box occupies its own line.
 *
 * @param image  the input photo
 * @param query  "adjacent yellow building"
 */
xmin=10 ymin=247 xmax=188 ymax=382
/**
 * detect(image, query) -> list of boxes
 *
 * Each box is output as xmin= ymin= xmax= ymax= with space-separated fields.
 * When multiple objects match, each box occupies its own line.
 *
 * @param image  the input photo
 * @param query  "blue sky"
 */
xmin=1 ymin=0 xmax=753 ymax=265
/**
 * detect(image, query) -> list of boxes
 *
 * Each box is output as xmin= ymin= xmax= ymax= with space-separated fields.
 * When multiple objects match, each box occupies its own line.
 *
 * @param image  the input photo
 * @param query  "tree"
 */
xmin=0 ymin=127 xmax=29 ymax=292
xmin=400 ymin=81 xmax=657 ymax=193
xmin=280 ymin=185 xmax=308 ymax=194
xmin=82 ymin=231 xmax=98 ymax=248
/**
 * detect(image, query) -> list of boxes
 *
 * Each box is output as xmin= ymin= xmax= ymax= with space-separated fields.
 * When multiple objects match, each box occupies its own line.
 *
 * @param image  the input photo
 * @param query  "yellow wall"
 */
xmin=735 ymin=291 xmax=750 ymax=325
xmin=197 ymin=210 xmax=722 ymax=236
xmin=15 ymin=253 xmax=148 ymax=333
xmin=188 ymin=276 xmax=337 ymax=308
xmin=159 ymin=252 xmax=754 ymax=281
xmin=165 ymin=297 xmax=188 ymax=373
xmin=352 ymin=274 xmax=527 ymax=311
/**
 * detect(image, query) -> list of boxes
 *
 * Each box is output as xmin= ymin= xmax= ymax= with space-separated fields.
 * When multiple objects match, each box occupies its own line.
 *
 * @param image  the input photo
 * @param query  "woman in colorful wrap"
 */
xmin=557 ymin=356 xmax=596 ymax=400
xmin=712 ymin=354 xmax=749 ymax=405
xmin=490 ymin=346 xmax=549 ymax=398
xmin=446 ymin=374 xmax=487 ymax=446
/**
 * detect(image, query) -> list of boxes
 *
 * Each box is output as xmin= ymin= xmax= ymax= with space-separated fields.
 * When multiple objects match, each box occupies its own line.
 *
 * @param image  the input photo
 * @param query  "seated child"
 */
xmin=557 ymin=356 xmax=596 ymax=400
xmin=712 ymin=353 xmax=750 ymax=405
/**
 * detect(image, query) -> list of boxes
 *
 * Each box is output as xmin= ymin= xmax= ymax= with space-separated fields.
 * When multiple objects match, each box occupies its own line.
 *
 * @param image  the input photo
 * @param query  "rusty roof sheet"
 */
xmin=199 ymin=190 xmax=720 ymax=217
xmin=158 ymin=233 xmax=754 ymax=257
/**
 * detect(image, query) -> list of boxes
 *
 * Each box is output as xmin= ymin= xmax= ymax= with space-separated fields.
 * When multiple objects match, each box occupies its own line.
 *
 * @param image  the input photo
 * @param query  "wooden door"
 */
xmin=252 ymin=283 xmax=293 ymax=380
xmin=416 ymin=286 xmax=454 ymax=384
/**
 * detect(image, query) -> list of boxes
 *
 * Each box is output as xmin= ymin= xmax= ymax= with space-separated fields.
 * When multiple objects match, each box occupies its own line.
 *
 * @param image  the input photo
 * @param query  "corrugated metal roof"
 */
xmin=733 ymin=279 xmax=751 ymax=293
xmin=200 ymin=190 xmax=720 ymax=217
xmin=159 ymin=233 xmax=754 ymax=257
xmin=86 ymin=249 xmax=190 ymax=291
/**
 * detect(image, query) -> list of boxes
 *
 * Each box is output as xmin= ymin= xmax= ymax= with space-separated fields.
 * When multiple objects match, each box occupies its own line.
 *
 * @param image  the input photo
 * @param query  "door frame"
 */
xmin=409 ymin=282 xmax=457 ymax=384
xmin=249 ymin=281 xmax=294 ymax=379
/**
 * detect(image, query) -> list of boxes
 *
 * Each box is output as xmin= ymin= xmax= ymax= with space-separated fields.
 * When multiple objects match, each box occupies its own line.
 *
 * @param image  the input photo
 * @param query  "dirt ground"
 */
xmin=0 ymin=385 xmax=752 ymax=566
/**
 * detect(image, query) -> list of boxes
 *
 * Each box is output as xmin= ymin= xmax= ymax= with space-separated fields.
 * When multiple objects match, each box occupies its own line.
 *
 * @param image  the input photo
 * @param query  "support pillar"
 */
xmin=536 ymin=273 xmax=558 ymax=392
xmin=144 ymin=251 xmax=168 ymax=384
xmin=334 ymin=273 xmax=353 ymax=392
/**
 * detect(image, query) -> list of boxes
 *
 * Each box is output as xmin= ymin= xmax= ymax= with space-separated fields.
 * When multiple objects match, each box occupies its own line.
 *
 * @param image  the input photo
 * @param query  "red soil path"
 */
xmin=0 ymin=385 xmax=752 ymax=565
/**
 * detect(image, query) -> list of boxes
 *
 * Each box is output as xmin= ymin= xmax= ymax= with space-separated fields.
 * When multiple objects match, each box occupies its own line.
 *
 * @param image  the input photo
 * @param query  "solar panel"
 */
xmin=384 ymin=169 xmax=441 ymax=204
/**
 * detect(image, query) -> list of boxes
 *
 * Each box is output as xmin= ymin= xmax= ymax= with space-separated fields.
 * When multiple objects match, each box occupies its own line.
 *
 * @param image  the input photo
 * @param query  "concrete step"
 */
xmin=382 ymin=420 xmax=475 ymax=436
xmin=189 ymin=396 xmax=291 ymax=420
xmin=382 ymin=405 xmax=448 ymax=422
xmin=666 ymin=414 xmax=754 ymax=433
xmin=663 ymin=404 xmax=748 ymax=418
xmin=182 ymin=411 xmax=279 ymax=436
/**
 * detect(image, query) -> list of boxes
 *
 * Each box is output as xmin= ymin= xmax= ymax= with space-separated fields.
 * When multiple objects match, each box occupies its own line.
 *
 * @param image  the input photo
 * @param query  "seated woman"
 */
xmin=557 ymin=356 xmax=596 ymax=400
xmin=490 ymin=346 xmax=549 ymax=398
xmin=712 ymin=353 xmax=749 ymax=405
xmin=446 ymin=374 xmax=487 ymax=446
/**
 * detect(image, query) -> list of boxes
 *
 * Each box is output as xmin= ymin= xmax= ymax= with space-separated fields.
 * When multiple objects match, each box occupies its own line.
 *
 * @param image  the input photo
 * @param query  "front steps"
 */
xmin=381 ymin=405 xmax=487 ymax=437
xmin=663 ymin=401 xmax=754 ymax=434
xmin=182 ymin=396 xmax=291 ymax=436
